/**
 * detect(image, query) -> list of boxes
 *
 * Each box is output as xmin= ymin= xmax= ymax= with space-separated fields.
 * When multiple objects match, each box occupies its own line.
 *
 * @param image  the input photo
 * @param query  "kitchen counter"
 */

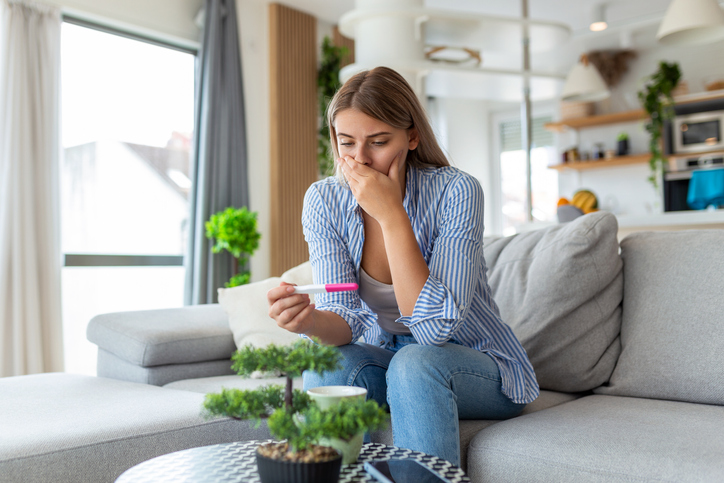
xmin=616 ymin=210 xmax=724 ymax=238
xmin=513 ymin=209 xmax=724 ymax=239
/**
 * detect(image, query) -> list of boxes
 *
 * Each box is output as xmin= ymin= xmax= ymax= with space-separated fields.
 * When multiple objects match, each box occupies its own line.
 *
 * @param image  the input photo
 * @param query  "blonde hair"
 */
xmin=327 ymin=67 xmax=449 ymax=182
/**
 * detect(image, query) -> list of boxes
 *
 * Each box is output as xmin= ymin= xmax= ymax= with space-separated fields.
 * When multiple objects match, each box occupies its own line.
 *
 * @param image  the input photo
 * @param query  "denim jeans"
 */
xmin=302 ymin=332 xmax=526 ymax=466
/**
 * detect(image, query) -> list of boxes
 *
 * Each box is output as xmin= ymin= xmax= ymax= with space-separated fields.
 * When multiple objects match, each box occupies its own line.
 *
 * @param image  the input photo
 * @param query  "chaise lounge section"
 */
xmin=3 ymin=211 xmax=723 ymax=482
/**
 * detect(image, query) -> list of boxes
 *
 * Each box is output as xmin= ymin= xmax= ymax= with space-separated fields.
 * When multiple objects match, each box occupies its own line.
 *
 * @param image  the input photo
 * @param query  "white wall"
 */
xmin=556 ymin=38 xmax=724 ymax=217
xmin=429 ymin=98 xmax=498 ymax=237
xmin=237 ymin=0 xmax=272 ymax=280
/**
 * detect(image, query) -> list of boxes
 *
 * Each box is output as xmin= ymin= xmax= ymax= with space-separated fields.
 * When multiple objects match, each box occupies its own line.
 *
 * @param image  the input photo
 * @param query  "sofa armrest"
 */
xmin=87 ymin=304 xmax=236 ymax=384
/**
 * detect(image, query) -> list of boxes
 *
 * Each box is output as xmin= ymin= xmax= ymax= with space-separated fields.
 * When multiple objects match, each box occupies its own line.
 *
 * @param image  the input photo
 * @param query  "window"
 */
xmin=60 ymin=21 xmax=196 ymax=375
xmin=498 ymin=116 xmax=558 ymax=235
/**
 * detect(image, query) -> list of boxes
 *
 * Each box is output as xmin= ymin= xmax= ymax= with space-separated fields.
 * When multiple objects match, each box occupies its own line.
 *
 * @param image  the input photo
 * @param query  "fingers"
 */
xmin=267 ymin=281 xmax=314 ymax=333
xmin=388 ymin=151 xmax=402 ymax=181
xmin=277 ymin=302 xmax=316 ymax=334
xmin=266 ymin=282 xmax=296 ymax=305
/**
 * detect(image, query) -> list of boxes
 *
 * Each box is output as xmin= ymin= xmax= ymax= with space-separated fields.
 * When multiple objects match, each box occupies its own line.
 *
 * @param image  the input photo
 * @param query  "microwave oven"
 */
xmin=673 ymin=110 xmax=724 ymax=154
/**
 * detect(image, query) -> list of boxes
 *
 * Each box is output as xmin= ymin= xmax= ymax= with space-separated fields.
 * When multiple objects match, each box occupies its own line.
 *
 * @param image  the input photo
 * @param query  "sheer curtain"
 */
xmin=184 ymin=0 xmax=248 ymax=305
xmin=0 ymin=0 xmax=64 ymax=376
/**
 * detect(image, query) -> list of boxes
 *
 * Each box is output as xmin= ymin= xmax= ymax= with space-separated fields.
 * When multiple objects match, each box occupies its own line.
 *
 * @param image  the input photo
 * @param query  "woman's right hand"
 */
xmin=267 ymin=282 xmax=316 ymax=334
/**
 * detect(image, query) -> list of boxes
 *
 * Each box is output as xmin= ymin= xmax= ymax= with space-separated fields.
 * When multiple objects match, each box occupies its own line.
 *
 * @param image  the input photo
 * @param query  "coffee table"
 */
xmin=115 ymin=440 xmax=471 ymax=482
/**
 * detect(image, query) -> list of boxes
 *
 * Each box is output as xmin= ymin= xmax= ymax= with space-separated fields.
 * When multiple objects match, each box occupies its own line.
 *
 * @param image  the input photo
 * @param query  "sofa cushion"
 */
xmin=87 ymin=304 xmax=234 ymax=367
xmin=219 ymin=261 xmax=313 ymax=350
xmin=0 ymin=373 xmax=272 ymax=483
xmin=483 ymin=211 xmax=623 ymax=393
xmin=96 ymin=348 xmax=235 ymax=386
xmin=163 ymin=374 xmax=303 ymax=394
xmin=370 ymin=389 xmax=580 ymax=473
xmin=468 ymin=395 xmax=724 ymax=482
xmin=595 ymin=230 xmax=724 ymax=405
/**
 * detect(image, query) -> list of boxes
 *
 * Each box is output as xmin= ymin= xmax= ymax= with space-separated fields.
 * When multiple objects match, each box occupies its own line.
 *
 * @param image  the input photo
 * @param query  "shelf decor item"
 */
xmin=202 ymin=339 xmax=388 ymax=483
xmin=205 ymin=206 xmax=261 ymax=287
xmin=638 ymin=61 xmax=682 ymax=187
xmin=617 ymin=132 xmax=630 ymax=156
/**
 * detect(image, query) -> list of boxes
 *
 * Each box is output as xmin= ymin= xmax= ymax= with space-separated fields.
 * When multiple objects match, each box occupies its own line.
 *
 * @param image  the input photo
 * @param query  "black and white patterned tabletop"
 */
xmin=115 ymin=440 xmax=471 ymax=482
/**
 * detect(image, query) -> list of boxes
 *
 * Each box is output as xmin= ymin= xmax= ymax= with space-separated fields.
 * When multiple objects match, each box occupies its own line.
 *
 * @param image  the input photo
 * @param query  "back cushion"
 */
xmin=594 ymin=231 xmax=724 ymax=405
xmin=484 ymin=211 xmax=623 ymax=393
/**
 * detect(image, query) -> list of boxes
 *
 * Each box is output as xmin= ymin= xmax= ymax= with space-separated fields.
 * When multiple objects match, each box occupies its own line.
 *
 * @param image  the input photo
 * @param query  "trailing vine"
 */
xmin=317 ymin=36 xmax=348 ymax=177
xmin=638 ymin=61 xmax=681 ymax=188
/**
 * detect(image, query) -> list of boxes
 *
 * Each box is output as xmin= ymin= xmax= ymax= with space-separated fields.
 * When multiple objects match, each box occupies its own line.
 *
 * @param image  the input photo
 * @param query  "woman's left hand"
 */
xmin=340 ymin=152 xmax=405 ymax=223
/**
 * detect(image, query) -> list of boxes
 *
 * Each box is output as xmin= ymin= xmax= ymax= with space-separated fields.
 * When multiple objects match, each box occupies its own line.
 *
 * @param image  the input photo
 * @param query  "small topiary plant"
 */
xmin=205 ymin=206 xmax=261 ymax=287
xmin=202 ymin=339 xmax=388 ymax=462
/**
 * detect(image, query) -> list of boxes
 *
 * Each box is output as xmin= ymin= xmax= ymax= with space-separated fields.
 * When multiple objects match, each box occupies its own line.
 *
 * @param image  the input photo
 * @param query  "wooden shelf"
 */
xmin=544 ymin=89 xmax=724 ymax=133
xmin=544 ymin=109 xmax=646 ymax=132
xmin=549 ymin=153 xmax=650 ymax=171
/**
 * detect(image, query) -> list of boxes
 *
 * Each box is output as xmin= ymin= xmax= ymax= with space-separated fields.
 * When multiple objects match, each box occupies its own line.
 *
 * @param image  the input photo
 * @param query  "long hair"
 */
xmin=327 ymin=67 xmax=449 ymax=182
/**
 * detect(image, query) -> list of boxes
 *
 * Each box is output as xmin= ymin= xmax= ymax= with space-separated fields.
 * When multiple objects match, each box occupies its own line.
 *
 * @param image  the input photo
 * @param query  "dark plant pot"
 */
xmin=256 ymin=450 xmax=342 ymax=483
xmin=617 ymin=139 xmax=629 ymax=156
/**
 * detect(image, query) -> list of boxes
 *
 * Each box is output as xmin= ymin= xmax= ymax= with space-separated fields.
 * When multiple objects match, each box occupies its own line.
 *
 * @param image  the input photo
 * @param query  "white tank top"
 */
xmin=358 ymin=267 xmax=412 ymax=335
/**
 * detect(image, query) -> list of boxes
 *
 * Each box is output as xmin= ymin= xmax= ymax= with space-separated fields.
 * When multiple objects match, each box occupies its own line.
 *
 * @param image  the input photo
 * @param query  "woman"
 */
xmin=267 ymin=66 xmax=539 ymax=466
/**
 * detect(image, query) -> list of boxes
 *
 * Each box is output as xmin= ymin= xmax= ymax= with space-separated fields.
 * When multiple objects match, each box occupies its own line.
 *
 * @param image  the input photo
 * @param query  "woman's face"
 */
xmin=334 ymin=108 xmax=418 ymax=178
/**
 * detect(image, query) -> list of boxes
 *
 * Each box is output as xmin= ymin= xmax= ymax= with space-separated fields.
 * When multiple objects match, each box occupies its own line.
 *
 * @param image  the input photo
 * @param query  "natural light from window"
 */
xmin=60 ymin=23 xmax=195 ymax=375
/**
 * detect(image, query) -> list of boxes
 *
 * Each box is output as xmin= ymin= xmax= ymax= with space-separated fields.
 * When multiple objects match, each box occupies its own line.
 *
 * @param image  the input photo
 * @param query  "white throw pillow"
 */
xmin=218 ymin=261 xmax=314 ymax=351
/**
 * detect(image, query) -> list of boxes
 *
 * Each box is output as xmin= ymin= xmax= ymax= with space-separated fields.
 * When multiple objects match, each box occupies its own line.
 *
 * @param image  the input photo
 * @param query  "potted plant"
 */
xmin=205 ymin=206 xmax=261 ymax=287
xmin=638 ymin=61 xmax=681 ymax=187
xmin=202 ymin=339 xmax=388 ymax=483
xmin=617 ymin=132 xmax=630 ymax=156
xmin=317 ymin=36 xmax=348 ymax=177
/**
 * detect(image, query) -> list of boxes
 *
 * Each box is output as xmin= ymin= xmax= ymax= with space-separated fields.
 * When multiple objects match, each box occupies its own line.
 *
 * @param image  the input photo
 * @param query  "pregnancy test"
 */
xmin=292 ymin=283 xmax=358 ymax=294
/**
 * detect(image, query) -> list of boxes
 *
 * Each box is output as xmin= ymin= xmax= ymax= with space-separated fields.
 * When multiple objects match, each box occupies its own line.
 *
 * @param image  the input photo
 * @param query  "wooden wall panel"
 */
xmin=269 ymin=4 xmax=317 ymax=276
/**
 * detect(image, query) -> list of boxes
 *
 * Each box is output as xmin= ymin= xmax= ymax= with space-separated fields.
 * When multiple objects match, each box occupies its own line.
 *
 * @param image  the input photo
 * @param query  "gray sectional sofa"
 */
xmin=2 ymin=211 xmax=723 ymax=482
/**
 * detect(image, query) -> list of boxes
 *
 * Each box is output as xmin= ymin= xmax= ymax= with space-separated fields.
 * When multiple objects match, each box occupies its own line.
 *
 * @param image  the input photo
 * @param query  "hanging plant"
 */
xmin=638 ymin=61 xmax=681 ymax=188
xmin=317 ymin=37 xmax=348 ymax=177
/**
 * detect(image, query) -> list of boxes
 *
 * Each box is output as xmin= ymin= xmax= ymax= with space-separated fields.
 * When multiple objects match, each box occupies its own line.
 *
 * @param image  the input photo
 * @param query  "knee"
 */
xmin=302 ymin=343 xmax=373 ymax=391
xmin=386 ymin=344 xmax=442 ymax=388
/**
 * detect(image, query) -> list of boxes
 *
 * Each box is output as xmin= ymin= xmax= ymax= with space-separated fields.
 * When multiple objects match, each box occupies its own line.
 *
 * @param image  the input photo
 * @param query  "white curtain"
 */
xmin=0 ymin=0 xmax=64 ymax=376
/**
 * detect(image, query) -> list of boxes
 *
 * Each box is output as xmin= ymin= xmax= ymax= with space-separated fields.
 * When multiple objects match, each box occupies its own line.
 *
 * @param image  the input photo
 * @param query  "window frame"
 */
xmin=491 ymin=105 xmax=557 ymax=235
xmin=59 ymin=17 xmax=197 ymax=269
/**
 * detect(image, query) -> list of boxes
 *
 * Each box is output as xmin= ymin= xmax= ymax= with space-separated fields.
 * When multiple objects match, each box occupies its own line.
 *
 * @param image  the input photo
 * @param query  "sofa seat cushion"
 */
xmin=483 ymin=211 xmax=623 ymax=393
xmin=87 ymin=304 xmax=234 ymax=367
xmin=368 ymin=389 xmax=580 ymax=473
xmin=0 ymin=373 xmax=271 ymax=483
xmin=163 ymin=374 xmax=304 ymax=393
xmin=468 ymin=394 xmax=724 ymax=482
xmin=595 ymin=230 xmax=724 ymax=405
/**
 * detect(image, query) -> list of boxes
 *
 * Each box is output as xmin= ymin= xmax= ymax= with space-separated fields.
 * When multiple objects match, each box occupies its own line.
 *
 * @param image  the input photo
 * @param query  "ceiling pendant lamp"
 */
xmin=560 ymin=54 xmax=610 ymax=102
xmin=657 ymin=0 xmax=724 ymax=45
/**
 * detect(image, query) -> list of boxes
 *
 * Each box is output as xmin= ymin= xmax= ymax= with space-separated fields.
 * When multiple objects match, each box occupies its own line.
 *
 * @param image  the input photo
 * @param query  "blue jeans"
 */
xmin=303 ymin=333 xmax=526 ymax=466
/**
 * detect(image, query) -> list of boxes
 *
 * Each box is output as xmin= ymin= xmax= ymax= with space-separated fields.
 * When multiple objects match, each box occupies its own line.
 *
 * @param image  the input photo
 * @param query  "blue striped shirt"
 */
xmin=301 ymin=166 xmax=539 ymax=404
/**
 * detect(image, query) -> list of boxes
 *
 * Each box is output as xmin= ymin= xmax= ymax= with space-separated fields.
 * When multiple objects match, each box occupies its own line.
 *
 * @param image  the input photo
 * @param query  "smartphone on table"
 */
xmin=363 ymin=458 xmax=452 ymax=483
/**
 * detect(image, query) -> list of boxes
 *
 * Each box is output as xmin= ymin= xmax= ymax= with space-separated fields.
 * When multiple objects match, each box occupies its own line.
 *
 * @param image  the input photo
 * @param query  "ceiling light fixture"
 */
xmin=590 ymin=3 xmax=608 ymax=32
xmin=561 ymin=54 xmax=610 ymax=102
xmin=657 ymin=0 xmax=724 ymax=45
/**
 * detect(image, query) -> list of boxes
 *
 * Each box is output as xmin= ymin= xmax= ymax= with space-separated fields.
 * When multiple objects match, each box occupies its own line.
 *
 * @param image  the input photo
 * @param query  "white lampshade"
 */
xmin=657 ymin=0 xmax=724 ymax=45
xmin=561 ymin=55 xmax=610 ymax=102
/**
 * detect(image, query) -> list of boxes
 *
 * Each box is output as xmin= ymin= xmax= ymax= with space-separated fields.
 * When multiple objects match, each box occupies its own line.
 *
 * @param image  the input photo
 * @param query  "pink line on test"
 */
xmin=326 ymin=283 xmax=358 ymax=292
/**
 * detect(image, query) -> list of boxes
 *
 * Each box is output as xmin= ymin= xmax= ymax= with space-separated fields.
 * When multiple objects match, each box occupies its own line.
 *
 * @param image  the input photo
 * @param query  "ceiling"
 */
xmin=276 ymin=0 xmax=677 ymax=63
xmin=272 ymin=0 xmax=710 ymax=101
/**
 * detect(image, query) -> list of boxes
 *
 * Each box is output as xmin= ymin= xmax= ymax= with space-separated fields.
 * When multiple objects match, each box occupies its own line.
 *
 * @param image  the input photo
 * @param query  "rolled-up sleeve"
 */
xmin=301 ymin=184 xmax=376 ymax=343
xmin=397 ymin=175 xmax=485 ymax=345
